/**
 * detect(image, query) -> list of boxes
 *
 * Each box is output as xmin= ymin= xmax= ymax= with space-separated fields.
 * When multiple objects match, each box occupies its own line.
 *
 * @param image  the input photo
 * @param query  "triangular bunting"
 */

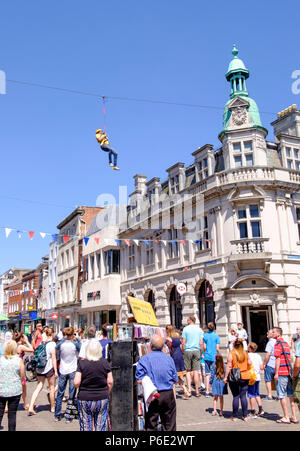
xmin=28 ymin=231 xmax=35 ymax=240
xmin=115 ymin=239 xmax=120 ymax=246
xmin=63 ymin=235 xmax=69 ymax=244
xmin=133 ymin=240 xmax=139 ymax=246
xmin=5 ymin=228 xmax=12 ymax=238
xmin=124 ymin=239 xmax=130 ymax=246
xmin=40 ymin=232 xmax=46 ymax=239
xmin=94 ymin=237 xmax=100 ymax=245
xmin=84 ymin=237 xmax=89 ymax=245
xmin=52 ymin=234 xmax=58 ymax=243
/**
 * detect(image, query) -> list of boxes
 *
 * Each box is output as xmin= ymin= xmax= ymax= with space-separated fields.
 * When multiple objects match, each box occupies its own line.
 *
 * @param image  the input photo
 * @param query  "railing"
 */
xmin=217 ymin=167 xmax=275 ymax=185
xmin=231 ymin=238 xmax=269 ymax=255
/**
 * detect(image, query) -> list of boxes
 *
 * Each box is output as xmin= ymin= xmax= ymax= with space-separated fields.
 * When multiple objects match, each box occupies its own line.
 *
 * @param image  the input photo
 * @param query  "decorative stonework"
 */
xmin=231 ymin=106 xmax=248 ymax=126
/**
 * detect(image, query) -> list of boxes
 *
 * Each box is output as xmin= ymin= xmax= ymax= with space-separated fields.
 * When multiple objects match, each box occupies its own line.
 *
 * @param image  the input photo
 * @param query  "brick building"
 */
xmin=56 ymin=206 xmax=103 ymax=330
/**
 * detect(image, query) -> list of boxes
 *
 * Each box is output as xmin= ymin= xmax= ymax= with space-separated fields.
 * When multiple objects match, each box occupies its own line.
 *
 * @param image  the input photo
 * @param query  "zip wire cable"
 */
xmin=6 ymin=78 xmax=276 ymax=115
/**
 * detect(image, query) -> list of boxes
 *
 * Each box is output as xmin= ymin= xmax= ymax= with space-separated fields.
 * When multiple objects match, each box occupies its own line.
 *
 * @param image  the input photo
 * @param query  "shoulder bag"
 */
xmin=279 ymin=341 xmax=293 ymax=380
xmin=228 ymin=351 xmax=241 ymax=383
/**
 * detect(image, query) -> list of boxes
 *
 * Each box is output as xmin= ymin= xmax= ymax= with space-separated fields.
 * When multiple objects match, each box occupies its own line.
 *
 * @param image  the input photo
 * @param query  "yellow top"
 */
xmin=95 ymin=130 xmax=109 ymax=146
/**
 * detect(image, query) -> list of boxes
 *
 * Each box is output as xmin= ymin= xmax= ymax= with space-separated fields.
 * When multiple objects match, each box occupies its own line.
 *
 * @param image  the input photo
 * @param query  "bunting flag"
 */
xmin=0 ymin=225 xmax=211 ymax=247
xmin=5 ymin=228 xmax=12 ymax=238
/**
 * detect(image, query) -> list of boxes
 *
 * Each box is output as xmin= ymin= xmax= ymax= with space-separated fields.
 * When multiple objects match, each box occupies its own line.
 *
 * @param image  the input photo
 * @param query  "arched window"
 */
xmin=198 ymin=280 xmax=215 ymax=327
xmin=169 ymin=286 xmax=182 ymax=330
xmin=127 ymin=292 xmax=135 ymax=315
xmin=144 ymin=289 xmax=156 ymax=313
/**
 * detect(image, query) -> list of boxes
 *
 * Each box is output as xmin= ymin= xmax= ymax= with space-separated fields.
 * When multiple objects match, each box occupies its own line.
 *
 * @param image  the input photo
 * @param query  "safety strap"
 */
xmin=102 ymin=96 xmax=107 ymax=134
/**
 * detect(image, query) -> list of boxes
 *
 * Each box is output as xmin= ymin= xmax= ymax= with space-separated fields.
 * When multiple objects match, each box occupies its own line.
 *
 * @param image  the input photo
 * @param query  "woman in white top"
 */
xmin=228 ymin=327 xmax=238 ymax=351
xmin=0 ymin=340 xmax=25 ymax=431
xmin=28 ymin=327 xmax=58 ymax=416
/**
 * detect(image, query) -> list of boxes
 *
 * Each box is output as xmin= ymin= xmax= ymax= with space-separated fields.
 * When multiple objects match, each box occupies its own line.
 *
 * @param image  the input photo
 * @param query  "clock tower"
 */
xmin=219 ymin=46 xmax=268 ymax=171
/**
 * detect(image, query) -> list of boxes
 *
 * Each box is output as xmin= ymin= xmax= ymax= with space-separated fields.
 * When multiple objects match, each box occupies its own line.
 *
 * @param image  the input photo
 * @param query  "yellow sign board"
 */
xmin=128 ymin=296 xmax=159 ymax=326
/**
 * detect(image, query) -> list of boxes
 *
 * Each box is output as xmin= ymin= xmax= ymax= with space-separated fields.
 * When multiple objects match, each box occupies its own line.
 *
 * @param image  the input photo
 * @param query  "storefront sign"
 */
xmin=24 ymin=325 xmax=31 ymax=335
xmin=176 ymin=283 xmax=187 ymax=295
xmin=51 ymin=313 xmax=59 ymax=319
xmin=19 ymin=311 xmax=38 ymax=321
xmin=128 ymin=296 xmax=159 ymax=326
xmin=87 ymin=291 xmax=101 ymax=300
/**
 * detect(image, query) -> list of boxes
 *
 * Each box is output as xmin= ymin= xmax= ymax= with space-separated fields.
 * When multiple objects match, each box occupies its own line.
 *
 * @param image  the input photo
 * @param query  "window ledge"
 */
xmin=167 ymin=257 xmax=180 ymax=263
xmin=195 ymin=249 xmax=211 ymax=255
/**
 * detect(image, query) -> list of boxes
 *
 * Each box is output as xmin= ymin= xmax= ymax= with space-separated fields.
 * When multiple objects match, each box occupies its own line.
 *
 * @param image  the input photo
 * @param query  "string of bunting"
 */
xmin=0 ymin=227 xmax=211 ymax=247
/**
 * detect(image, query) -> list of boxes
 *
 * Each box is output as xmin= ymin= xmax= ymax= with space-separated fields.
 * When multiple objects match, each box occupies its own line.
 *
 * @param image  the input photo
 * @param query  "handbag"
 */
xmin=248 ymin=364 xmax=257 ymax=386
xmin=228 ymin=367 xmax=241 ymax=383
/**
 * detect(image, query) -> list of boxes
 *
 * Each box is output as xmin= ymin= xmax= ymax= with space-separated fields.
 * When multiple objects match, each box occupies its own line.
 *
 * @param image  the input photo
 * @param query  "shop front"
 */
xmin=8 ymin=314 xmax=21 ymax=331
xmin=19 ymin=310 xmax=38 ymax=336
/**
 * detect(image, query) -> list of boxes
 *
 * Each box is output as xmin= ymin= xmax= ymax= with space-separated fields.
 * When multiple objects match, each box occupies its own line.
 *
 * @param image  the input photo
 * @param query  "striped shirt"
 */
xmin=274 ymin=338 xmax=292 ymax=376
xmin=135 ymin=350 xmax=178 ymax=391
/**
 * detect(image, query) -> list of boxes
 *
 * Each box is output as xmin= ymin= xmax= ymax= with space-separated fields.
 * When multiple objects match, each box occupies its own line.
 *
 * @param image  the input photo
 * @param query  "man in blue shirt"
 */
xmin=203 ymin=322 xmax=220 ymax=397
xmin=182 ymin=316 xmax=204 ymax=397
xmin=135 ymin=335 xmax=178 ymax=431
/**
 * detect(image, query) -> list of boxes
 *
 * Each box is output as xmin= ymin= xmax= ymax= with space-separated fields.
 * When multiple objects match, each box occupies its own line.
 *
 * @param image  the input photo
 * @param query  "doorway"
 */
xmin=242 ymin=306 xmax=273 ymax=352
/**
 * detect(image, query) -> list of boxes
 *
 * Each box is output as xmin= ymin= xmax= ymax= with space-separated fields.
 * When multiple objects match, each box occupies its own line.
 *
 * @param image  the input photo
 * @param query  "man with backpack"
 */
xmin=54 ymin=327 xmax=81 ymax=423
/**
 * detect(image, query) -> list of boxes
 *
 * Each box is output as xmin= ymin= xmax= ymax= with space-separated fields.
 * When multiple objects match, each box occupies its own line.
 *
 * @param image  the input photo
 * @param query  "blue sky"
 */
xmin=0 ymin=0 xmax=299 ymax=274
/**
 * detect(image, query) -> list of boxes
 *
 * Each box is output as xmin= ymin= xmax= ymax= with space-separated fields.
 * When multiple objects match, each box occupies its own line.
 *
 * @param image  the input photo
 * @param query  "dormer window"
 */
xmin=198 ymin=157 xmax=209 ymax=180
xmin=233 ymin=140 xmax=253 ymax=168
xmin=284 ymin=146 xmax=300 ymax=170
xmin=170 ymin=175 xmax=179 ymax=194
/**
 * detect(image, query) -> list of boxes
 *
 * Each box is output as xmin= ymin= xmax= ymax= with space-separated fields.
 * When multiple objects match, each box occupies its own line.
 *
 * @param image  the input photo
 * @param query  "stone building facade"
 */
xmin=118 ymin=46 xmax=300 ymax=352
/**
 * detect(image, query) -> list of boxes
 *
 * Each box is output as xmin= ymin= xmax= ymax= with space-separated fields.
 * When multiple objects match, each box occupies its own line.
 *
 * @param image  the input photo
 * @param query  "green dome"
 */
xmin=225 ymin=45 xmax=249 ymax=80
xmin=219 ymin=45 xmax=268 ymax=139
xmin=222 ymin=97 xmax=263 ymax=132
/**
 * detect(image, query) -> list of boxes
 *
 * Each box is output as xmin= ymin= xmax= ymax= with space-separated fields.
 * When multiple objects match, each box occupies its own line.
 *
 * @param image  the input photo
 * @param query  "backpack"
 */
xmin=33 ymin=342 xmax=49 ymax=372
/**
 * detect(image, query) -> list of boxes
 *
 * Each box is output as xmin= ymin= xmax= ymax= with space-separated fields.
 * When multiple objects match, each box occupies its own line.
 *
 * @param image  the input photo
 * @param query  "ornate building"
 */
xmin=119 ymin=46 xmax=300 ymax=352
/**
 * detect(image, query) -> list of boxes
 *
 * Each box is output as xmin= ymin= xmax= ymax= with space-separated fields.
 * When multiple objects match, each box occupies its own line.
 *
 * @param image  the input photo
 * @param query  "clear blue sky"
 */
xmin=0 ymin=0 xmax=299 ymax=274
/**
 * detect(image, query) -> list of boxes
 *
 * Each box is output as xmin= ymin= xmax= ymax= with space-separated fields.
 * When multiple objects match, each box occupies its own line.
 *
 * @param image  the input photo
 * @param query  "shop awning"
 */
xmin=0 ymin=314 xmax=9 ymax=321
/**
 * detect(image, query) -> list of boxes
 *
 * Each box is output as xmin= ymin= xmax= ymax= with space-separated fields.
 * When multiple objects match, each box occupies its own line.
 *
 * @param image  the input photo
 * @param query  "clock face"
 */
xmin=232 ymin=106 xmax=247 ymax=126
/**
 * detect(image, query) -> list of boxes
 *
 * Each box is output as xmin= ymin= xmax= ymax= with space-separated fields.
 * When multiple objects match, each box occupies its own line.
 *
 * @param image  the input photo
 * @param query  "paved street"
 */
xmin=0 ymin=373 xmax=299 ymax=431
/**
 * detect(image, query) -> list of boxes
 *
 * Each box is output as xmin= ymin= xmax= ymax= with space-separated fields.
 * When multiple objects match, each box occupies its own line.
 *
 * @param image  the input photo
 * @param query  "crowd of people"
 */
xmin=135 ymin=317 xmax=300 ymax=430
xmin=0 ymin=318 xmax=300 ymax=431
xmin=0 ymin=322 xmax=113 ymax=431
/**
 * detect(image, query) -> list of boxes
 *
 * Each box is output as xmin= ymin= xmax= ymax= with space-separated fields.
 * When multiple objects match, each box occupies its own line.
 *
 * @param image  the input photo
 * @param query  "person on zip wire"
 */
xmin=95 ymin=129 xmax=120 ymax=170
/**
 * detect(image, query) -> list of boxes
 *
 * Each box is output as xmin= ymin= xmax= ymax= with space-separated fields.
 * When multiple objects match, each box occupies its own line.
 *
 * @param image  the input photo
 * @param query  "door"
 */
xmin=242 ymin=305 xmax=273 ymax=352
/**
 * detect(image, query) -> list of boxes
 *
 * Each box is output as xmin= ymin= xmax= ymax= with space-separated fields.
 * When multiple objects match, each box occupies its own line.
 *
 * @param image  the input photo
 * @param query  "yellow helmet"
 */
xmin=95 ymin=129 xmax=103 ymax=134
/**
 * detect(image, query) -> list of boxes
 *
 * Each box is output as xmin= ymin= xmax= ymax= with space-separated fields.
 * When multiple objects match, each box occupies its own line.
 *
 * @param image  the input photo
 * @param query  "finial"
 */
xmin=232 ymin=44 xmax=238 ymax=57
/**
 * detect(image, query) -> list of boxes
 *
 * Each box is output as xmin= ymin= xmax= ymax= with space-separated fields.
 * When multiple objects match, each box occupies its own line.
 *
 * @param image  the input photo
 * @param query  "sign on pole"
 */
xmin=128 ymin=296 xmax=159 ymax=326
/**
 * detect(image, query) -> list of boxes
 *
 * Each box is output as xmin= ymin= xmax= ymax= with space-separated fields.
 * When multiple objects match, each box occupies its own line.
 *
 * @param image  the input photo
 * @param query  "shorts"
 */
xmin=264 ymin=365 xmax=275 ymax=382
xmin=184 ymin=350 xmax=200 ymax=371
xmin=205 ymin=360 xmax=214 ymax=375
xmin=248 ymin=381 xmax=260 ymax=398
xmin=293 ymin=378 xmax=300 ymax=404
xmin=198 ymin=362 xmax=205 ymax=375
xmin=276 ymin=376 xmax=294 ymax=399
xmin=39 ymin=368 xmax=55 ymax=379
